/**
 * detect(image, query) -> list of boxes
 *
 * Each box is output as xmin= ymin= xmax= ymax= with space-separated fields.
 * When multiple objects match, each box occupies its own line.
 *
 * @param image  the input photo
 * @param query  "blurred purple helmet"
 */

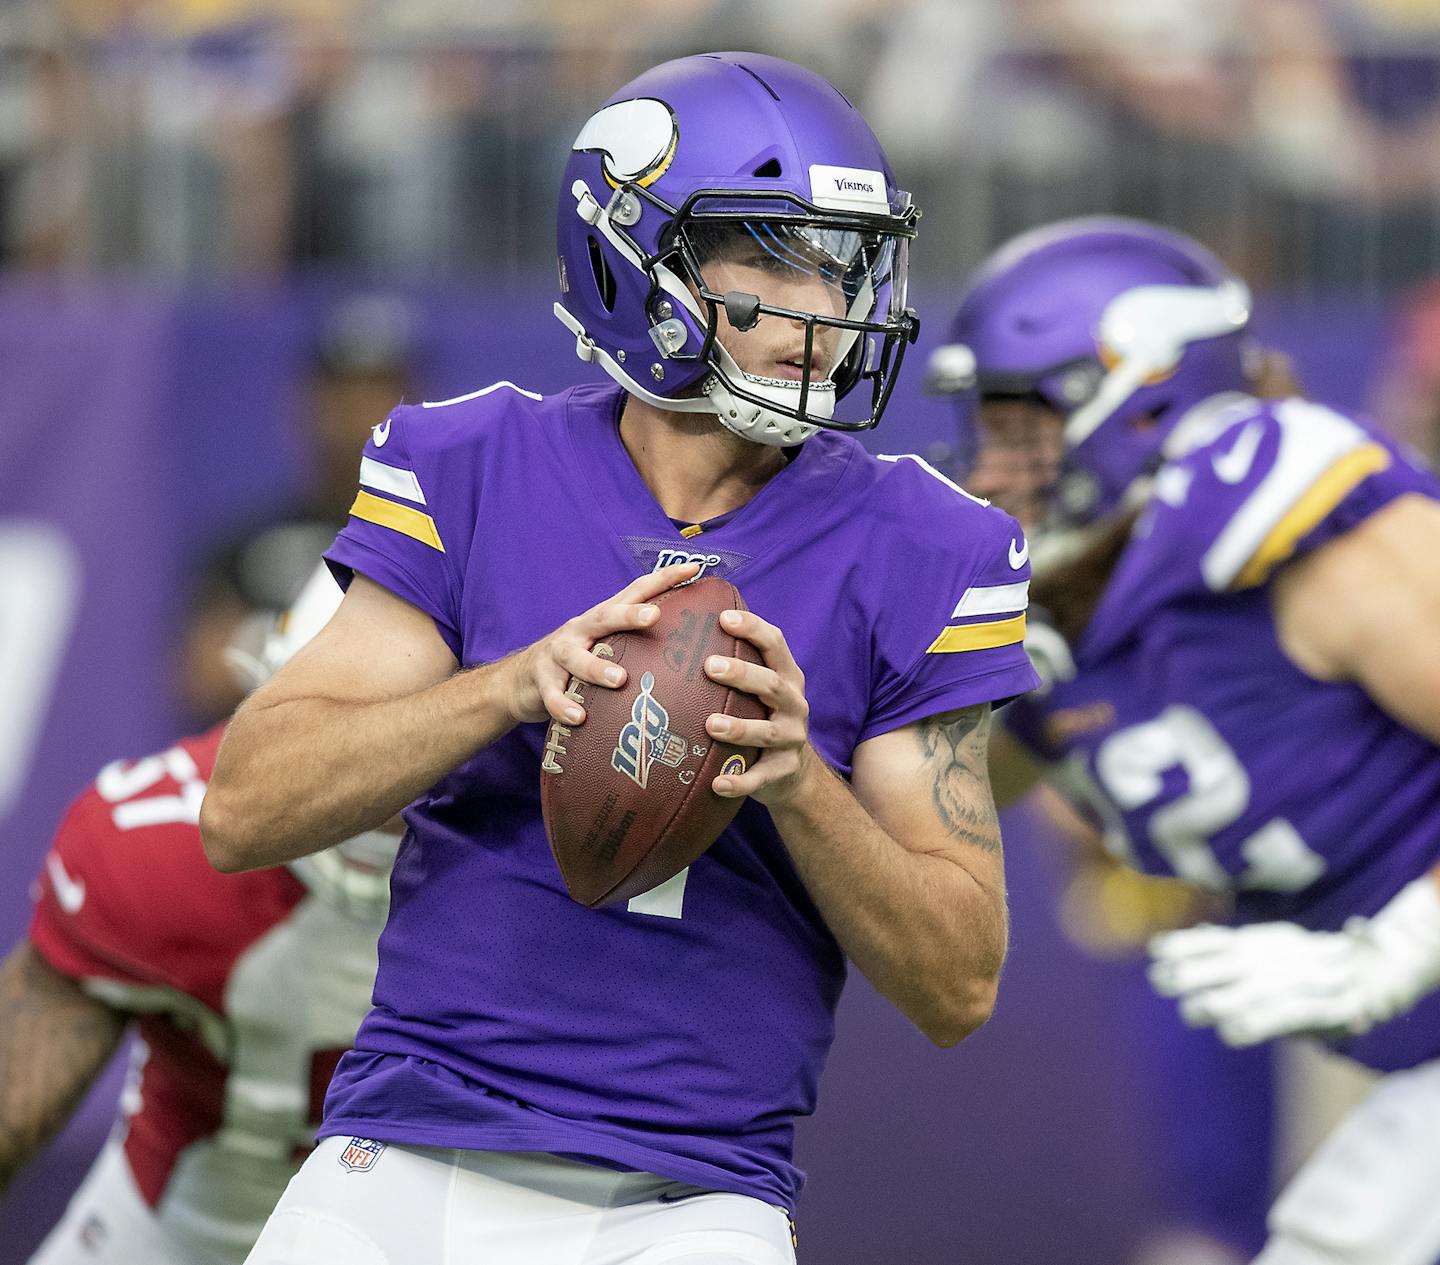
xmin=930 ymin=217 xmax=1254 ymax=524
xmin=555 ymin=52 xmax=920 ymax=447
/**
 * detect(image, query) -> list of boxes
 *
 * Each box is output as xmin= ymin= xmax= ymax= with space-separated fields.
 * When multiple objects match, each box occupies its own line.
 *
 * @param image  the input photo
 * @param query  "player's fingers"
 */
xmin=610 ymin=562 xmax=702 ymax=605
xmin=1214 ymin=1016 xmax=1274 ymax=1048
xmin=542 ymin=677 xmax=584 ymax=726
xmin=719 ymin=608 xmax=802 ymax=681
xmin=1174 ymin=987 xmax=1239 ymax=1032
xmin=705 ymin=713 xmax=781 ymax=748
xmin=553 ymin=639 xmax=628 ymax=691
xmin=1216 ymin=998 xmax=1315 ymax=1046
xmin=1147 ymin=951 xmax=1249 ymax=997
xmin=1148 ymin=924 xmax=1236 ymax=962
xmin=704 ymin=654 xmax=788 ymax=708
xmin=581 ymin=601 xmax=661 ymax=639
xmin=712 ymin=753 xmax=783 ymax=799
xmin=1180 ymin=970 xmax=1308 ymax=1029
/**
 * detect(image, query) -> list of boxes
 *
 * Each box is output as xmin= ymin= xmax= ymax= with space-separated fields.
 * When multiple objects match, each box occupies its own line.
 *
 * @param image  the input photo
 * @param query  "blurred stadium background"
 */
xmin=2 ymin=0 xmax=1437 ymax=1261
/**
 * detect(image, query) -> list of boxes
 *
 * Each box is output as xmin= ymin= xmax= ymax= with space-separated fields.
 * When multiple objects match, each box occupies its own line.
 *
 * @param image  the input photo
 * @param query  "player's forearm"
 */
xmin=202 ymin=660 xmax=518 ymax=872
xmin=768 ymin=756 xmax=1008 ymax=1047
xmin=0 ymin=944 xmax=126 ymax=1194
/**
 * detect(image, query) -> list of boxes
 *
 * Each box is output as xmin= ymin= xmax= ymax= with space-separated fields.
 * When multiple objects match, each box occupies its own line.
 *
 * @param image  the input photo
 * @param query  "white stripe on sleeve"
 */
xmin=359 ymin=457 xmax=427 ymax=505
xmin=951 ymin=580 xmax=1030 ymax=618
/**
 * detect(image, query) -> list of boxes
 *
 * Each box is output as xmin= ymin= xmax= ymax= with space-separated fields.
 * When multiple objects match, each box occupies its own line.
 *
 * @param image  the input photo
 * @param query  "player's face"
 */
xmin=689 ymin=225 xmax=865 ymax=383
xmin=973 ymin=396 xmax=1065 ymax=530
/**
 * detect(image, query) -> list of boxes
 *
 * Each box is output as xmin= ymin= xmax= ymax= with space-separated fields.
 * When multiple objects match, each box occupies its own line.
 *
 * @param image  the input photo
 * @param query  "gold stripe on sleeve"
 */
xmin=349 ymin=490 xmax=446 ymax=553
xmin=1233 ymin=443 xmax=1391 ymax=588
xmin=926 ymin=613 xmax=1027 ymax=654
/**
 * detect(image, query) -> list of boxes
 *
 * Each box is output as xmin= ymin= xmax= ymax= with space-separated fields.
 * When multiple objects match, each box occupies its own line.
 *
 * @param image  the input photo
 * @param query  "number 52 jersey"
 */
xmin=1006 ymin=394 xmax=1440 ymax=1072
xmin=322 ymin=379 xmax=1040 ymax=1213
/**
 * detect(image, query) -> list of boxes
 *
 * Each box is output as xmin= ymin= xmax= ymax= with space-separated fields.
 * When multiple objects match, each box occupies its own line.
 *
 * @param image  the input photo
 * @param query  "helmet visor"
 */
xmin=669 ymin=210 xmax=916 ymax=432
xmin=683 ymin=219 xmax=904 ymax=360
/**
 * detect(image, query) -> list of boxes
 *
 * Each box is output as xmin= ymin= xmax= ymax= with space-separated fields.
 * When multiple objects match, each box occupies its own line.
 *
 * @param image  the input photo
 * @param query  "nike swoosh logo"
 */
xmin=46 ymin=852 xmax=85 ymax=913
xmin=372 ymin=418 xmax=392 ymax=447
xmin=657 ymin=1189 xmax=714 ymax=1204
xmin=1008 ymin=536 xmax=1029 ymax=569
xmin=1213 ymin=422 xmax=1262 ymax=484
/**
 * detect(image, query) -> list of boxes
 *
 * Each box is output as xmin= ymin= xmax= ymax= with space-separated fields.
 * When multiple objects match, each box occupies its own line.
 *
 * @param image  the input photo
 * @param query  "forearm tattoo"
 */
xmin=915 ymin=704 xmax=1002 ymax=853
xmin=0 ymin=944 xmax=126 ymax=1192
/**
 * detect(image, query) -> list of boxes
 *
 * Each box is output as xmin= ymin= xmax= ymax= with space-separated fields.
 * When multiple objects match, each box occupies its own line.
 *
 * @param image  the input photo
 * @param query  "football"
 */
xmin=540 ymin=575 xmax=767 ymax=908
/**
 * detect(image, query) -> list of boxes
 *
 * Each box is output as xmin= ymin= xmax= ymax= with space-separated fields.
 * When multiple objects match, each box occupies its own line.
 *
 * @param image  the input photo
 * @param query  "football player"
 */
xmin=932 ymin=216 xmax=1440 ymax=1265
xmin=201 ymin=52 xmax=1040 ymax=1265
xmin=0 ymin=566 xmax=396 ymax=1265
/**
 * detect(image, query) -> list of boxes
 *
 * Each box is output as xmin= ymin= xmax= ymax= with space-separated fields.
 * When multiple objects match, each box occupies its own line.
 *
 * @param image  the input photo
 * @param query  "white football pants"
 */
xmin=245 ymin=1139 xmax=797 ymax=1265
xmin=1255 ymin=1056 xmax=1440 ymax=1265
xmin=28 ymin=1138 xmax=208 ymax=1265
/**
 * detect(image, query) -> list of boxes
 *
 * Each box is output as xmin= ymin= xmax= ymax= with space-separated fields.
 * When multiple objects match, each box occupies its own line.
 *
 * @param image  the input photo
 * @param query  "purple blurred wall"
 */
xmin=0 ymin=279 xmax=1393 ymax=1262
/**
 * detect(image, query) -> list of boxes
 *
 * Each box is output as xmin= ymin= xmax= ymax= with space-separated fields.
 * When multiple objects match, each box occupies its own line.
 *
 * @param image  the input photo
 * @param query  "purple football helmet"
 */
xmin=930 ymin=217 xmax=1254 ymax=526
xmin=555 ymin=52 xmax=920 ymax=447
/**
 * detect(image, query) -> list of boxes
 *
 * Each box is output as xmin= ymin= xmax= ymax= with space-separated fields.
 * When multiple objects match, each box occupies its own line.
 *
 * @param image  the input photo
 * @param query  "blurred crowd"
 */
xmin=3 ymin=0 xmax=1440 ymax=290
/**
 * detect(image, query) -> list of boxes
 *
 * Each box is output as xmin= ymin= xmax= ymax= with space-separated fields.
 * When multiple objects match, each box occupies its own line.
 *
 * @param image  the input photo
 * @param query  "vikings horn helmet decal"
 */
xmin=572 ymin=98 xmax=678 ymax=189
xmin=555 ymin=52 xmax=920 ymax=448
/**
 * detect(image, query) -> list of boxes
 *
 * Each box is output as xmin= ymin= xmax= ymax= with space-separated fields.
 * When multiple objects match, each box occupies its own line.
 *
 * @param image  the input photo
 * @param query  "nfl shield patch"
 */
xmin=338 ymin=1137 xmax=385 ymax=1172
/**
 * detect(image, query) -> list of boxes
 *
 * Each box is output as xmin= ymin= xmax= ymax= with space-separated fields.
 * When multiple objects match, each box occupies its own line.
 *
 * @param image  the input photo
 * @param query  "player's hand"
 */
xmin=1148 ymin=879 xmax=1440 ymax=1046
xmin=502 ymin=563 xmax=701 ymax=726
xmin=702 ymin=608 xmax=814 ymax=806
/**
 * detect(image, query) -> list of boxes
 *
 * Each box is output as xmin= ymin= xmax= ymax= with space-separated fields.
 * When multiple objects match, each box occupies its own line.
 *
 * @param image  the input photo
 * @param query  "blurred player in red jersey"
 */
xmin=0 ymin=568 xmax=397 ymax=1265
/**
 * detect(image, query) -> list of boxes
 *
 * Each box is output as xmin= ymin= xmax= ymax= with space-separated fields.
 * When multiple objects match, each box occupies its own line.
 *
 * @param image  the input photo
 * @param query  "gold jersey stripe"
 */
xmin=1233 ymin=443 xmax=1391 ymax=588
xmin=679 ymin=523 xmax=704 ymax=539
xmin=349 ymin=490 xmax=446 ymax=553
xmin=926 ymin=613 xmax=1027 ymax=654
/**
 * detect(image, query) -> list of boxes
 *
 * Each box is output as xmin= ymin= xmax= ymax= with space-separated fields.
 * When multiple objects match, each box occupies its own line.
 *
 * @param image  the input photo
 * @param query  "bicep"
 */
xmin=1273 ymin=494 xmax=1440 ymax=745
xmin=851 ymin=704 xmax=1004 ymax=879
xmin=0 ymin=943 xmax=126 ymax=1185
xmin=252 ymin=572 xmax=460 ymax=708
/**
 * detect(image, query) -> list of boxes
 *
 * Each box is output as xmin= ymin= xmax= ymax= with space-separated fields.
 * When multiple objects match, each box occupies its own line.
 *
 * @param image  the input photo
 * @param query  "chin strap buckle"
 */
xmin=572 ymin=180 xmax=603 ymax=226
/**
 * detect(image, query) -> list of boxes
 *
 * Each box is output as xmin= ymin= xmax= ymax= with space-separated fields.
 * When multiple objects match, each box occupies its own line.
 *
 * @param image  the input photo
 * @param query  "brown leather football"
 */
xmin=540 ymin=575 xmax=766 ymax=908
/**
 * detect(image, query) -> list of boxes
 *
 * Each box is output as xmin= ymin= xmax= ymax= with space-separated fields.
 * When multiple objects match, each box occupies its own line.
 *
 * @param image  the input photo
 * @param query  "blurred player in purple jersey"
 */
xmin=201 ymin=53 xmax=1039 ymax=1265
xmin=932 ymin=216 xmax=1440 ymax=1265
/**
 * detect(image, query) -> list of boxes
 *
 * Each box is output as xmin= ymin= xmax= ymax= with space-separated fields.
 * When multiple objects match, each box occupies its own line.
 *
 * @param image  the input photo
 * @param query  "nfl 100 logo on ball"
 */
xmin=539 ymin=577 xmax=767 ymax=909
xmin=611 ymin=671 xmax=689 ymax=788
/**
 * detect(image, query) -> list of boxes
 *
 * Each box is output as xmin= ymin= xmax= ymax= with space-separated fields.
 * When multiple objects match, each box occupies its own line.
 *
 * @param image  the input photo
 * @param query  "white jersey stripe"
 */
xmin=360 ymin=457 xmax=427 ymax=505
xmin=421 ymin=380 xmax=542 ymax=408
xmin=876 ymin=452 xmax=990 ymax=505
xmin=1201 ymin=400 xmax=1370 ymax=591
xmin=951 ymin=580 xmax=1030 ymax=619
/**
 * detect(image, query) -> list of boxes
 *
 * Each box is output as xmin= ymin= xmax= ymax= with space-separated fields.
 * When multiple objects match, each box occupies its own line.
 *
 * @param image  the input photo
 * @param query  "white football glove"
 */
xmin=1147 ymin=877 xmax=1440 ymax=1047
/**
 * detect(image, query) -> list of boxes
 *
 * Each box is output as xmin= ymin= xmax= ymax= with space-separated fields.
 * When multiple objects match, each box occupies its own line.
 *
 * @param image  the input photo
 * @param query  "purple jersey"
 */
xmin=321 ymin=380 xmax=1038 ymax=1210
xmin=1007 ymin=393 xmax=1440 ymax=1071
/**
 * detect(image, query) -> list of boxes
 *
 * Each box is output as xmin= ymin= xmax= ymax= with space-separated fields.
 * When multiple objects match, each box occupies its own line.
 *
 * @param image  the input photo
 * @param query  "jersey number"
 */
xmin=627 ymin=867 xmax=689 ymax=919
xmin=96 ymin=744 xmax=207 ymax=830
xmin=1089 ymin=705 xmax=1326 ymax=893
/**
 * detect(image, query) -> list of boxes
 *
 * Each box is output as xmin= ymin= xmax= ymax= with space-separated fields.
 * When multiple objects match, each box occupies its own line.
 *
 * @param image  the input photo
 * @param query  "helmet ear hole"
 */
xmin=587 ymin=236 xmax=616 ymax=313
xmin=751 ymin=157 xmax=782 ymax=178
